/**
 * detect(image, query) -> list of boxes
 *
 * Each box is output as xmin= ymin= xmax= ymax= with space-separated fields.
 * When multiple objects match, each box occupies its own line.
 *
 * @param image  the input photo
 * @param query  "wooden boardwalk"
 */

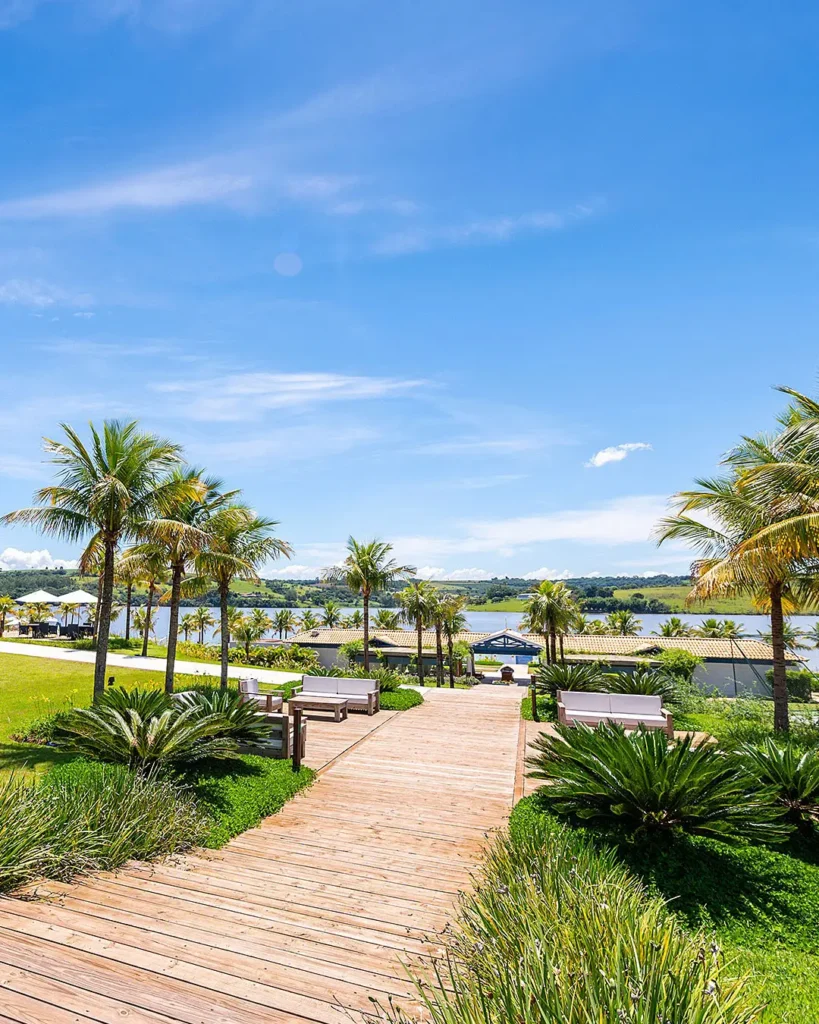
xmin=0 ymin=685 xmax=523 ymax=1024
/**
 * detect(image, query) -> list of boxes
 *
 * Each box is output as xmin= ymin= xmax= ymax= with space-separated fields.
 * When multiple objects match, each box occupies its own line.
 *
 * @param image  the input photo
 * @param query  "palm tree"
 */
xmin=398 ymin=581 xmax=434 ymax=686
xmin=521 ymin=581 xmax=575 ymax=662
xmin=0 ymin=420 xmax=188 ymax=698
xmin=320 ymin=600 xmax=343 ymax=627
xmin=652 ymin=616 xmax=694 ymax=637
xmin=192 ymin=605 xmax=217 ymax=645
xmin=125 ymin=548 xmax=169 ymax=656
xmin=372 ymin=608 xmax=400 ymax=630
xmin=426 ymin=592 xmax=446 ymax=686
xmin=806 ymin=622 xmax=819 ymax=649
xmin=656 ymin=459 xmax=819 ymax=732
xmin=233 ymin=615 xmax=266 ymax=656
xmin=248 ymin=607 xmax=273 ymax=639
xmin=694 ymin=617 xmax=727 ymax=638
xmin=758 ymin=619 xmax=810 ymax=652
xmin=135 ymin=467 xmax=221 ymax=692
xmin=28 ymin=601 xmax=52 ymax=625
xmin=0 ymin=595 xmax=15 ymax=637
xmin=298 ymin=610 xmax=321 ymax=631
xmin=440 ymin=594 xmax=469 ymax=688
xmin=180 ymin=612 xmax=197 ymax=642
xmin=323 ymin=538 xmax=414 ymax=672
xmin=343 ymin=609 xmax=364 ymax=628
xmin=606 ymin=610 xmax=642 ymax=635
xmin=115 ymin=555 xmax=144 ymax=642
xmin=58 ymin=602 xmax=79 ymax=628
xmin=272 ymin=608 xmax=298 ymax=639
xmin=214 ymin=605 xmax=244 ymax=644
xmin=194 ymin=505 xmax=292 ymax=687
xmin=131 ymin=607 xmax=155 ymax=641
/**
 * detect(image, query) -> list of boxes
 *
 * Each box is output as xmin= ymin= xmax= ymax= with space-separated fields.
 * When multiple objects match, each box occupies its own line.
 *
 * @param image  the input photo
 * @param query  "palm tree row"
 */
xmin=1 ymin=420 xmax=291 ymax=696
xmin=657 ymin=384 xmax=819 ymax=732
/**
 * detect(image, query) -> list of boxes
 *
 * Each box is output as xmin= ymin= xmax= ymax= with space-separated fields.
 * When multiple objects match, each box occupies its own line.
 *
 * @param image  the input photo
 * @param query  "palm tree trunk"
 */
xmin=363 ymin=591 xmax=371 ymax=672
xmin=124 ymin=584 xmax=132 ymax=641
xmin=142 ymin=584 xmax=154 ymax=658
xmin=559 ymin=634 xmax=564 ymax=664
xmin=93 ymin=572 xmax=103 ymax=638
xmin=769 ymin=582 xmax=790 ymax=733
xmin=447 ymin=634 xmax=455 ymax=688
xmin=0 ymin=612 xmax=5 ymax=638
xmin=416 ymin=616 xmax=424 ymax=686
xmin=435 ymin=624 xmax=444 ymax=687
xmin=165 ymin=562 xmax=183 ymax=694
xmin=551 ymin=629 xmax=557 ymax=664
xmin=219 ymin=583 xmax=229 ymax=689
xmin=93 ymin=539 xmax=116 ymax=700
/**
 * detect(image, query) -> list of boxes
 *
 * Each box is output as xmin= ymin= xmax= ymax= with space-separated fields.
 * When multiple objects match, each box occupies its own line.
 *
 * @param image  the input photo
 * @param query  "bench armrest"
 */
xmin=556 ymin=700 xmax=567 ymax=726
xmin=661 ymin=707 xmax=674 ymax=737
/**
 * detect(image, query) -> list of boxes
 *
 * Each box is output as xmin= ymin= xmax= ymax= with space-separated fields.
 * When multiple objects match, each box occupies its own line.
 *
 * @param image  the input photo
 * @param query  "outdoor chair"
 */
xmin=557 ymin=690 xmax=674 ymax=736
xmin=238 ymin=677 xmax=284 ymax=714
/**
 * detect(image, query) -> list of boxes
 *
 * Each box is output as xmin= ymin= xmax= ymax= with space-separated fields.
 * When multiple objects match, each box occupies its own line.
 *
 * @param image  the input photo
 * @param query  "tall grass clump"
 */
xmin=382 ymin=821 xmax=762 ymax=1024
xmin=0 ymin=760 xmax=206 ymax=894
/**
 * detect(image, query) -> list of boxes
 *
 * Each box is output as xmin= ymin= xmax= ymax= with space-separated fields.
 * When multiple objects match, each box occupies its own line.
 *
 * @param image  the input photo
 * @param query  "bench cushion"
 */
xmin=333 ymin=677 xmax=377 ymax=695
xmin=559 ymin=690 xmax=611 ymax=712
xmin=301 ymin=676 xmax=339 ymax=695
xmin=608 ymin=693 xmax=662 ymax=716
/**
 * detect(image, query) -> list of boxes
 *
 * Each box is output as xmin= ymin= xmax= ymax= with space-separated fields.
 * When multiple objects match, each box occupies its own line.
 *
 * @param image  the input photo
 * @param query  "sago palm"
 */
xmin=398 ymin=580 xmax=434 ymax=686
xmin=323 ymin=538 xmax=414 ymax=672
xmin=0 ymin=420 xmax=189 ymax=697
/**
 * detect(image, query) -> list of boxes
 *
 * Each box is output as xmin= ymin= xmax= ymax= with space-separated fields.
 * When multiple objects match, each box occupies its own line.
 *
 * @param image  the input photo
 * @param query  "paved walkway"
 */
xmin=0 ymin=640 xmax=302 ymax=686
xmin=0 ymin=685 xmax=524 ymax=1023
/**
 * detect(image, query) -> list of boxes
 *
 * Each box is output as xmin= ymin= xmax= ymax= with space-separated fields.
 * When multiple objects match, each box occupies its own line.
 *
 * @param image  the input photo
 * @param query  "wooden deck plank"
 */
xmin=0 ymin=685 xmax=522 ymax=1023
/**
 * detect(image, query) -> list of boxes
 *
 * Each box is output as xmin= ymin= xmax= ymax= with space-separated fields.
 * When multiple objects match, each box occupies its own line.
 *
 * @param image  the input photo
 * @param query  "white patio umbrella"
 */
xmin=16 ymin=590 xmax=59 ymax=604
xmin=57 ymin=589 xmax=98 ymax=605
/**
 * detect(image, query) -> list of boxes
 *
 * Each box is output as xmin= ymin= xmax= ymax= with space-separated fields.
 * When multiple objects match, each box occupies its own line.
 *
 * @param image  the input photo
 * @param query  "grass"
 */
xmin=181 ymin=755 xmax=314 ymax=847
xmin=613 ymin=586 xmax=760 ymax=613
xmin=380 ymin=688 xmax=424 ymax=711
xmin=513 ymin=788 xmax=819 ymax=1021
xmin=0 ymin=652 xmax=286 ymax=777
xmin=466 ymin=598 xmax=526 ymax=612
xmin=520 ymin=692 xmax=555 ymax=721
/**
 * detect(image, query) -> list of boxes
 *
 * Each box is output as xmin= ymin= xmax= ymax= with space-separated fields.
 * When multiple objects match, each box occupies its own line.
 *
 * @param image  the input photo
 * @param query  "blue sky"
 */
xmin=0 ymin=0 xmax=817 ymax=581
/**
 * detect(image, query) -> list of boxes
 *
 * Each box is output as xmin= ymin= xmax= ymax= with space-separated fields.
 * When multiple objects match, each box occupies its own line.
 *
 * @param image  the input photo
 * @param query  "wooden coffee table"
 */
xmin=288 ymin=695 xmax=348 ymax=722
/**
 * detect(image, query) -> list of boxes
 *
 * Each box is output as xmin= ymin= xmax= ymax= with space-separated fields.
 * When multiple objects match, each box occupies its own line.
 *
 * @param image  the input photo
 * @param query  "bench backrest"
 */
xmin=239 ymin=678 xmax=259 ymax=695
xmin=608 ymin=693 xmax=663 ymax=716
xmin=301 ymin=676 xmax=339 ymax=695
xmin=559 ymin=690 xmax=611 ymax=712
xmin=334 ymin=677 xmax=377 ymax=695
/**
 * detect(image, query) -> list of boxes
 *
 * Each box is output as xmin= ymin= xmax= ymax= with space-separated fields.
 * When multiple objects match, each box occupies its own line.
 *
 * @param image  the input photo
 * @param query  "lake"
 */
xmin=134 ymin=606 xmax=819 ymax=670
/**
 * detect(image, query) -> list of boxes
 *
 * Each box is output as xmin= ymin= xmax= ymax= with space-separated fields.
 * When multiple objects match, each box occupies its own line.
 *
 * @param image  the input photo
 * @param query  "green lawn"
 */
xmin=467 ymin=599 xmax=526 ymax=612
xmin=0 ymin=652 xmax=288 ymax=777
xmin=612 ymin=586 xmax=759 ymax=613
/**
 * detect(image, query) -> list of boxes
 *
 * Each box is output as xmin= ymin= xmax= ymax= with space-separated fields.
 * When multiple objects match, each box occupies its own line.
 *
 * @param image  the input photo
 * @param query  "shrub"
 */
xmin=534 ymin=661 xmax=608 ymax=696
xmin=183 ymin=755 xmax=314 ymax=847
xmin=0 ymin=761 xmax=206 ymax=894
xmin=606 ymin=665 xmax=676 ymax=699
xmin=379 ymin=687 xmax=423 ymax=711
xmin=735 ymin=739 xmax=819 ymax=827
xmin=173 ymin=689 xmax=275 ymax=745
xmin=175 ymin=639 xmax=319 ymax=673
xmin=521 ymin=692 xmax=556 ymax=722
xmin=656 ymin=647 xmax=702 ymax=683
xmin=385 ymin=818 xmax=762 ymax=1024
xmin=96 ymin=686 xmax=172 ymax=718
xmin=765 ymin=668 xmax=817 ymax=703
xmin=54 ymin=703 xmax=239 ymax=771
xmin=526 ymin=723 xmax=790 ymax=843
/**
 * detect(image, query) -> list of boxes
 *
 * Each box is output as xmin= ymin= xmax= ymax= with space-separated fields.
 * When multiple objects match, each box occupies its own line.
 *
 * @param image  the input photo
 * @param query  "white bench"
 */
xmin=238 ymin=677 xmax=284 ymax=714
xmin=296 ymin=675 xmax=380 ymax=715
xmin=557 ymin=690 xmax=674 ymax=737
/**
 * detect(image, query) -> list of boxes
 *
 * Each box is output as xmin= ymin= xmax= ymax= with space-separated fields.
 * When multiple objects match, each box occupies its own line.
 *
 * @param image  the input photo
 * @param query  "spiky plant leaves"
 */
xmin=736 ymin=738 xmax=819 ymax=824
xmin=95 ymin=686 xmax=172 ymax=718
xmin=606 ymin=665 xmax=677 ymax=699
xmin=534 ymin=661 xmax=608 ymax=696
xmin=173 ymin=689 xmax=273 ymax=744
xmin=526 ymin=723 xmax=790 ymax=843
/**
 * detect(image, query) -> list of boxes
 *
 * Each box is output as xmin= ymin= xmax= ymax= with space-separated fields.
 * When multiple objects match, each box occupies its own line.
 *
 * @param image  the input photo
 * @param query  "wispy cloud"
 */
xmin=0 ymin=454 xmax=45 ymax=480
xmin=1 ymin=0 xmax=236 ymax=33
xmin=194 ymin=425 xmax=379 ymax=463
xmin=522 ymin=567 xmax=573 ymax=580
xmin=0 ymin=278 xmax=93 ymax=308
xmin=373 ymin=204 xmax=598 ymax=256
xmin=156 ymin=371 xmax=426 ymax=422
xmin=418 ymin=437 xmax=544 ymax=456
xmin=585 ymin=442 xmax=652 ymax=468
xmin=0 ymin=162 xmax=253 ymax=219
xmin=416 ymin=566 xmax=495 ymax=581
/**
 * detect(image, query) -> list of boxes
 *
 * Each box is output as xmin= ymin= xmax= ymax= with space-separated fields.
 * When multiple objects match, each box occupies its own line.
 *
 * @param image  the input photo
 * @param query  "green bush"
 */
xmin=0 ymin=761 xmax=206 ymax=894
xmin=765 ymin=668 xmax=817 ymax=703
xmin=175 ymin=639 xmax=319 ymax=672
xmin=534 ymin=661 xmax=608 ymax=696
xmin=183 ymin=755 xmax=314 ymax=847
xmin=521 ymin=692 xmax=556 ymax=721
xmin=526 ymin=723 xmax=790 ymax=843
xmin=656 ymin=648 xmax=703 ymax=682
xmin=387 ymin=813 xmax=761 ymax=1024
xmin=736 ymin=738 xmax=819 ymax=827
xmin=379 ymin=687 xmax=423 ymax=711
